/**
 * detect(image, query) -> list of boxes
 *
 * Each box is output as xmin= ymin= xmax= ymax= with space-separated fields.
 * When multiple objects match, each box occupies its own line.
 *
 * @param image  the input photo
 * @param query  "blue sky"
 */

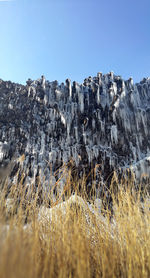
xmin=0 ymin=0 xmax=149 ymax=84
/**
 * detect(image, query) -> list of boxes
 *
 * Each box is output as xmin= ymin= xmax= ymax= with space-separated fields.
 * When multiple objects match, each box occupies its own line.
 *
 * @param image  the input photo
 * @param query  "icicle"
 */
xmin=129 ymin=142 xmax=137 ymax=162
xmin=74 ymin=126 xmax=78 ymax=141
xmin=83 ymin=132 xmax=87 ymax=144
xmin=44 ymin=94 xmax=48 ymax=105
xmin=111 ymin=125 xmax=118 ymax=144
xmin=112 ymin=82 xmax=117 ymax=95
xmin=69 ymin=80 xmax=72 ymax=99
xmin=60 ymin=112 xmax=66 ymax=126
xmin=40 ymin=132 xmax=45 ymax=155
xmin=100 ymin=120 xmax=105 ymax=134
xmin=136 ymin=137 xmax=142 ymax=160
xmin=72 ymin=145 xmax=79 ymax=166
xmin=97 ymin=72 xmax=102 ymax=84
xmin=28 ymin=86 xmax=31 ymax=97
xmin=128 ymin=77 xmax=134 ymax=89
xmin=41 ymin=75 xmax=46 ymax=90
xmin=63 ymin=150 xmax=69 ymax=163
xmin=112 ymin=109 xmax=116 ymax=122
xmin=49 ymin=150 xmax=57 ymax=165
xmin=78 ymin=86 xmax=84 ymax=113
xmin=97 ymin=86 xmax=100 ymax=105
xmin=93 ymin=145 xmax=99 ymax=159
xmin=92 ymin=119 xmax=95 ymax=129
xmin=141 ymin=111 xmax=148 ymax=136
xmin=67 ymin=118 xmax=71 ymax=137
xmin=86 ymin=146 xmax=91 ymax=163
xmin=66 ymin=79 xmax=72 ymax=99
xmin=104 ymin=74 xmax=109 ymax=84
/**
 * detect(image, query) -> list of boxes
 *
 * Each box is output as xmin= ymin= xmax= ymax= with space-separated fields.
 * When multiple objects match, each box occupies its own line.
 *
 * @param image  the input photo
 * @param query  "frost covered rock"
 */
xmin=38 ymin=195 xmax=107 ymax=239
xmin=38 ymin=195 xmax=91 ymax=223
xmin=0 ymin=73 xmax=150 ymax=190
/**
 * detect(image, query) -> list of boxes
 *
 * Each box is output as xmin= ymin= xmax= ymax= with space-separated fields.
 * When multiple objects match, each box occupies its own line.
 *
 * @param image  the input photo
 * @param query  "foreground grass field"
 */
xmin=0 ymin=170 xmax=150 ymax=278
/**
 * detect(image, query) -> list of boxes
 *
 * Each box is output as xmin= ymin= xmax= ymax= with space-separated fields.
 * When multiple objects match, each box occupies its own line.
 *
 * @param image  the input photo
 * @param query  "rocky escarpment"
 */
xmin=0 ymin=73 xmax=150 ymax=195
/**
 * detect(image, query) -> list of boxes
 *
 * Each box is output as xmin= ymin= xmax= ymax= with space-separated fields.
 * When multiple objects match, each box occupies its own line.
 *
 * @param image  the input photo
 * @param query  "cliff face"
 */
xmin=0 ymin=72 xmax=150 ymax=192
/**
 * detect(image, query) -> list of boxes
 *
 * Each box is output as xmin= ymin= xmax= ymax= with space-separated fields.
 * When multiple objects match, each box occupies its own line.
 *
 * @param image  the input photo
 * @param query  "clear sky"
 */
xmin=0 ymin=0 xmax=149 ymax=85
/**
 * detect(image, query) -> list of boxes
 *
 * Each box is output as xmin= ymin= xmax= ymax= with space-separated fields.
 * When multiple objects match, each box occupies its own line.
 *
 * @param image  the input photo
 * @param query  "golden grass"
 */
xmin=0 ymin=170 xmax=150 ymax=278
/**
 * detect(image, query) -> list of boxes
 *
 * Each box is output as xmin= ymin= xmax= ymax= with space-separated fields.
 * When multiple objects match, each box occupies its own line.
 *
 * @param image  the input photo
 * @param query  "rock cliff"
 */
xmin=0 ymin=72 xmax=150 ymax=194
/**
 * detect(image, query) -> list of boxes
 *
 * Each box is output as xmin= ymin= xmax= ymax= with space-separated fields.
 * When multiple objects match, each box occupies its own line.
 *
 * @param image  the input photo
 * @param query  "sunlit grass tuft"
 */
xmin=0 ymin=168 xmax=150 ymax=278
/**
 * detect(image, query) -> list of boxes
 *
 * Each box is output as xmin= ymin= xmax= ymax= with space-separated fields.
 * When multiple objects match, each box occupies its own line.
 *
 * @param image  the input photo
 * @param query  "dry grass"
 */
xmin=0 ymin=169 xmax=150 ymax=278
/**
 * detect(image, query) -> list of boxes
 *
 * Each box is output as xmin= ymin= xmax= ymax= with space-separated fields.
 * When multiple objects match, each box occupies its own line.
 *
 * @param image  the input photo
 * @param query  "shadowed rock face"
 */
xmin=0 ymin=73 xmax=150 ymax=192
